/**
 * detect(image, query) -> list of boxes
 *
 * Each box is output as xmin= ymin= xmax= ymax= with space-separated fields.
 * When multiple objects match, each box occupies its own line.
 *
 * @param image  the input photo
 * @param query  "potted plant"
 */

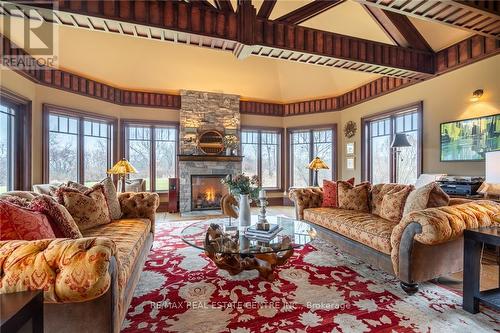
xmin=221 ymin=174 xmax=260 ymax=227
xmin=223 ymin=134 xmax=239 ymax=156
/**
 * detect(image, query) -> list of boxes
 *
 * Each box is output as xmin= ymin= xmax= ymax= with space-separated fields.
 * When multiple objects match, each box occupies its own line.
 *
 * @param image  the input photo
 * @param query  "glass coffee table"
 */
xmin=181 ymin=215 xmax=317 ymax=281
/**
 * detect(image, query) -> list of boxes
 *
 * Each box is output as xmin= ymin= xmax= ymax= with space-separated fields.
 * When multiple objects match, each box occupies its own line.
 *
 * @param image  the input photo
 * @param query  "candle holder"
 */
xmin=256 ymin=190 xmax=270 ymax=231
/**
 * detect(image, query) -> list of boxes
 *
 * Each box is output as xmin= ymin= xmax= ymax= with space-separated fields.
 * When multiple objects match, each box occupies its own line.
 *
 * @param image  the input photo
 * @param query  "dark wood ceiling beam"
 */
xmin=275 ymin=0 xmax=345 ymax=25
xmin=257 ymin=0 xmax=276 ymax=19
xmin=4 ymin=0 xmax=435 ymax=78
xmin=214 ymin=0 xmax=234 ymax=12
xmin=363 ymin=5 xmax=433 ymax=52
xmin=357 ymin=0 xmax=500 ymax=39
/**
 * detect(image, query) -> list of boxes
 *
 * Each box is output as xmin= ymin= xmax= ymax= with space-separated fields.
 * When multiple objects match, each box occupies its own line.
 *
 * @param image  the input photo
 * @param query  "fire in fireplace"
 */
xmin=191 ymin=175 xmax=229 ymax=211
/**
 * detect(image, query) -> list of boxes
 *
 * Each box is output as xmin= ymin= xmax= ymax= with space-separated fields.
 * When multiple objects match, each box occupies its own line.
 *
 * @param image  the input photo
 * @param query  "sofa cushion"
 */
xmin=67 ymin=178 xmax=122 ymax=220
xmin=379 ymin=185 xmax=414 ymax=223
xmin=30 ymin=195 xmax=82 ymax=239
xmin=82 ymin=218 xmax=151 ymax=318
xmin=33 ymin=182 xmax=63 ymax=196
xmin=304 ymin=207 xmax=396 ymax=254
xmin=338 ymin=181 xmax=371 ymax=212
xmin=56 ymin=185 xmax=111 ymax=231
xmin=322 ymin=178 xmax=354 ymax=208
xmin=0 ymin=200 xmax=56 ymax=240
xmin=403 ymin=182 xmax=450 ymax=216
xmin=371 ymin=184 xmax=411 ymax=216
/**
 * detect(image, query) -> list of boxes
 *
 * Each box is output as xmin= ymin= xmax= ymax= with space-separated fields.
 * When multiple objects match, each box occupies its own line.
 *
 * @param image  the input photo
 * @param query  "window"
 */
xmin=0 ymin=89 xmax=31 ymax=193
xmin=362 ymin=102 xmax=422 ymax=184
xmin=289 ymin=126 xmax=336 ymax=187
xmin=123 ymin=121 xmax=178 ymax=192
xmin=44 ymin=105 xmax=116 ymax=185
xmin=241 ymin=128 xmax=282 ymax=189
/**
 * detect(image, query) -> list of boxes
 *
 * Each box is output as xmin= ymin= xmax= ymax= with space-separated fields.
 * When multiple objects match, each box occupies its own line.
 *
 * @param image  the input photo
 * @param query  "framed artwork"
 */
xmin=346 ymin=157 xmax=355 ymax=170
xmin=440 ymin=114 xmax=499 ymax=161
xmin=346 ymin=142 xmax=355 ymax=155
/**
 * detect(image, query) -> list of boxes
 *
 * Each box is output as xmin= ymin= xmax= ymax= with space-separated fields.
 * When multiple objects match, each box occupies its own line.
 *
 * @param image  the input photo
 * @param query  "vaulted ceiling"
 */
xmin=1 ymin=0 xmax=497 ymax=103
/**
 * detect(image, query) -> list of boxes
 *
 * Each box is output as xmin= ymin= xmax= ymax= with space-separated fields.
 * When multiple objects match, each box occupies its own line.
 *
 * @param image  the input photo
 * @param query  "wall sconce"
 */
xmin=470 ymin=89 xmax=483 ymax=102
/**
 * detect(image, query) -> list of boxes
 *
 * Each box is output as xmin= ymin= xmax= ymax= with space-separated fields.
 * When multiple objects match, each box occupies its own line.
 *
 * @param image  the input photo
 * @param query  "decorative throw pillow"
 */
xmin=370 ymin=183 xmax=411 ymax=216
xmin=0 ymin=200 xmax=56 ymax=240
xmin=379 ymin=185 xmax=414 ymax=222
xmin=32 ymin=182 xmax=64 ymax=196
xmin=67 ymin=178 xmax=122 ymax=220
xmin=322 ymin=178 xmax=355 ymax=208
xmin=403 ymin=182 xmax=450 ymax=215
xmin=55 ymin=184 xmax=111 ymax=231
xmin=30 ymin=195 xmax=82 ymax=239
xmin=337 ymin=181 xmax=371 ymax=212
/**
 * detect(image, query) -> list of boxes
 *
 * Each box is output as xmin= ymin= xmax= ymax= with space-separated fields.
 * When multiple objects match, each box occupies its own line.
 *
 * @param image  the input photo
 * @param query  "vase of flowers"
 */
xmin=221 ymin=174 xmax=260 ymax=227
xmin=223 ymin=135 xmax=239 ymax=156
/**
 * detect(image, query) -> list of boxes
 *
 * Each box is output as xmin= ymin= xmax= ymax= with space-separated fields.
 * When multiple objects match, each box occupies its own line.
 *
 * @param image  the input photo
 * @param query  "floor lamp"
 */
xmin=391 ymin=133 xmax=411 ymax=182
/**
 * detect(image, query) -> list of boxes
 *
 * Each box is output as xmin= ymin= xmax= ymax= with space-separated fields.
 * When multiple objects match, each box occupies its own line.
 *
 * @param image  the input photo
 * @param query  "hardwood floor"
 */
xmin=157 ymin=206 xmax=498 ymax=294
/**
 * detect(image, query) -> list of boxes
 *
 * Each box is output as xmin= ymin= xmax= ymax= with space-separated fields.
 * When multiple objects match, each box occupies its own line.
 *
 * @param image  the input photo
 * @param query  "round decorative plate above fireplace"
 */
xmin=197 ymin=130 xmax=224 ymax=155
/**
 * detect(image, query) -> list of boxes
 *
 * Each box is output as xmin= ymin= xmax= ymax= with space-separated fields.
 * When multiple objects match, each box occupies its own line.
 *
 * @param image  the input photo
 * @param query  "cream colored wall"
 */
xmin=337 ymin=55 xmax=500 ymax=181
xmin=2 ymin=54 xmax=499 ymax=192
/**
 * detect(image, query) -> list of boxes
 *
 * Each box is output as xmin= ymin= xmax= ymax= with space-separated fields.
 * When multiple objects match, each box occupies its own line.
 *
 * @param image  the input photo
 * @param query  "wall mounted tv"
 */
xmin=440 ymin=114 xmax=499 ymax=161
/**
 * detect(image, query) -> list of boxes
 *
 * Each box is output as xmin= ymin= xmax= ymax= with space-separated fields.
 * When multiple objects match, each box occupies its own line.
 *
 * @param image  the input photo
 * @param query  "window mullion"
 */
xmin=309 ymin=130 xmax=314 ymax=186
xmin=78 ymin=118 xmax=84 ymax=184
xmin=257 ymin=131 xmax=262 ymax=185
xmin=151 ymin=126 xmax=156 ymax=192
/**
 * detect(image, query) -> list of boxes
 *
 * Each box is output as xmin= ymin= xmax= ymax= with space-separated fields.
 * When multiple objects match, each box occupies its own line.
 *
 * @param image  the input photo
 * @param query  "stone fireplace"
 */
xmin=178 ymin=90 xmax=242 ymax=213
xmin=191 ymin=175 xmax=228 ymax=211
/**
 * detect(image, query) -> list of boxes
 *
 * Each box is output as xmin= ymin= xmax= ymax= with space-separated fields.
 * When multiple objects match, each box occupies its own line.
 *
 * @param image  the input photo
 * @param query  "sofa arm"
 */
xmin=119 ymin=192 xmax=160 ymax=232
xmin=390 ymin=200 xmax=500 ymax=276
xmin=288 ymin=188 xmax=323 ymax=220
xmin=0 ymin=237 xmax=116 ymax=303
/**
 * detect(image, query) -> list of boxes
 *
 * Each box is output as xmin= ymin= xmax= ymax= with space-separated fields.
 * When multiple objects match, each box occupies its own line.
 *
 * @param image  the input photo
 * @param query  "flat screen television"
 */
xmin=440 ymin=114 xmax=499 ymax=161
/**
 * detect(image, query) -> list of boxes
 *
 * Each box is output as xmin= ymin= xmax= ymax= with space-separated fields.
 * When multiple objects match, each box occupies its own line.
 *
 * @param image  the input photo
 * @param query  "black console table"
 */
xmin=0 ymin=290 xmax=43 ymax=333
xmin=463 ymin=226 xmax=500 ymax=313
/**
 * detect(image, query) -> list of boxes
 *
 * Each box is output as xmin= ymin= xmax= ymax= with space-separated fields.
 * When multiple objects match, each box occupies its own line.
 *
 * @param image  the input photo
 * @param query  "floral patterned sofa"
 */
xmin=289 ymin=185 xmax=500 ymax=294
xmin=0 ymin=191 xmax=159 ymax=333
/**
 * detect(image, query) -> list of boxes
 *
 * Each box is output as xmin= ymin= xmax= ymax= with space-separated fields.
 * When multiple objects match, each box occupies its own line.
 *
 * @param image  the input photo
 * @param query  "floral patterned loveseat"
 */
xmin=0 ymin=191 xmax=159 ymax=333
xmin=289 ymin=185 xmax=500 ymax=294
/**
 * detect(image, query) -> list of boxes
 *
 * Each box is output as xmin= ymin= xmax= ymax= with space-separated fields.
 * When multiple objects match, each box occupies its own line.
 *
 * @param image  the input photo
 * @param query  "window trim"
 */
xmin=0 ymin=88 xmax=32 ymax=191
xmin=42 ymin=104 xmax=118 ymax=184
xmin=241 ymin=126 xmax=284 ymax=192
xmin=361 ymin=101 xmax=423 ymax=183
xmin=287 ymin=124 xmax=338 ymax=188
xmin=120 ymin=119 xmax=180 ymax=193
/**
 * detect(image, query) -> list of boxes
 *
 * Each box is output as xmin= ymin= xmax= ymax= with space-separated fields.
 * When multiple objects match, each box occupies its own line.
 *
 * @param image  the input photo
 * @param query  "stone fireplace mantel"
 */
xmin=178 ymin=155 xmax=243 ymax=162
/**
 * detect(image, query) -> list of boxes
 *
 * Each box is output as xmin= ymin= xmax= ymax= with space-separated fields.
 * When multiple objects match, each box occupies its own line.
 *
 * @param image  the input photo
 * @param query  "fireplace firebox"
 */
xmin=191 ymin=175 xmax=228 ymax=211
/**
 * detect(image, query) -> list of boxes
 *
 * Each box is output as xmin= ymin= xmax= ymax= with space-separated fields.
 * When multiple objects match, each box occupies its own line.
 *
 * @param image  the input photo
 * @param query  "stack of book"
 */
xmin=244 ymin=224 xmax=282 ymax=241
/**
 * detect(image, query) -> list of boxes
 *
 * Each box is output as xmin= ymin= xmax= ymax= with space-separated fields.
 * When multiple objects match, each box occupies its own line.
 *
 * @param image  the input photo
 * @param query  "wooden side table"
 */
xmin=463 ymin=227 xmax=500 ymax=314
xmin=0 ymin=291 xmax=43 ymax=333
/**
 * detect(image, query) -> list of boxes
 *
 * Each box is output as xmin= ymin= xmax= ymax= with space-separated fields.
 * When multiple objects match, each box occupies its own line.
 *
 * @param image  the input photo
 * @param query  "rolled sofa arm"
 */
xmin=0 ymin=237 xmax=116 ymax=303
xmin=390 ymin=200 xmax=500 ymax=276
xmin=288 ymin=188 xmax=323 ymax=220
xmin=119 ymin=192 xmax=160 ymax=233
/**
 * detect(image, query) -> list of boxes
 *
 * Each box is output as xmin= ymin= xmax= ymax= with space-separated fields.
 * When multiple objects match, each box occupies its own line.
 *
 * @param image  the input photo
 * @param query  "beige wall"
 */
xmin=337 ymin=54 xmax=500 ymax=180
xmin=1 ymin=54 xmax=499 ymax=192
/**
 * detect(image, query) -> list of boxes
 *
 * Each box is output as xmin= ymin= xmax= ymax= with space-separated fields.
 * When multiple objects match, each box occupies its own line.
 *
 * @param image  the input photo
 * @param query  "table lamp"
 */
xmin=107 ymin=158 xmax=137 ymax=192
xmin=478 ymin=151 xmax=500 ymax=199
xmin=308 ymin=157 xmax=329 ymax=187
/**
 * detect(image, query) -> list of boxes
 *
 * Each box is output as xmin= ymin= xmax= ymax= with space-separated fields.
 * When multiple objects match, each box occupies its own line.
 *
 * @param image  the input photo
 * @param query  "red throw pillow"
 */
xmin=0 ymin=200 xmax=56 ymax=240
xmin=322 ymin=177 xmax=355 ymax=208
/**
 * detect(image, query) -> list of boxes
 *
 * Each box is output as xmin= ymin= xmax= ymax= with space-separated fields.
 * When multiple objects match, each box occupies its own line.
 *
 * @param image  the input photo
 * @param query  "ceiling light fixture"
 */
xmin=470 ymin=89 xmax=484 ymax=102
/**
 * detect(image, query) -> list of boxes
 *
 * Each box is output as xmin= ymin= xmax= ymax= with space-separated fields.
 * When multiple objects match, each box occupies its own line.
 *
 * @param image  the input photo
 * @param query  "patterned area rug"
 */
xmin=122 ymin=221 xmax=499 ymax=332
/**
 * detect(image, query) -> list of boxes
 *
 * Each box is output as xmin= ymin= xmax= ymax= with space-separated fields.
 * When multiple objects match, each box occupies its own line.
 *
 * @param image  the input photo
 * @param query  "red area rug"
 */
xmin=122 ymin=221 xmax=499 ymax=332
